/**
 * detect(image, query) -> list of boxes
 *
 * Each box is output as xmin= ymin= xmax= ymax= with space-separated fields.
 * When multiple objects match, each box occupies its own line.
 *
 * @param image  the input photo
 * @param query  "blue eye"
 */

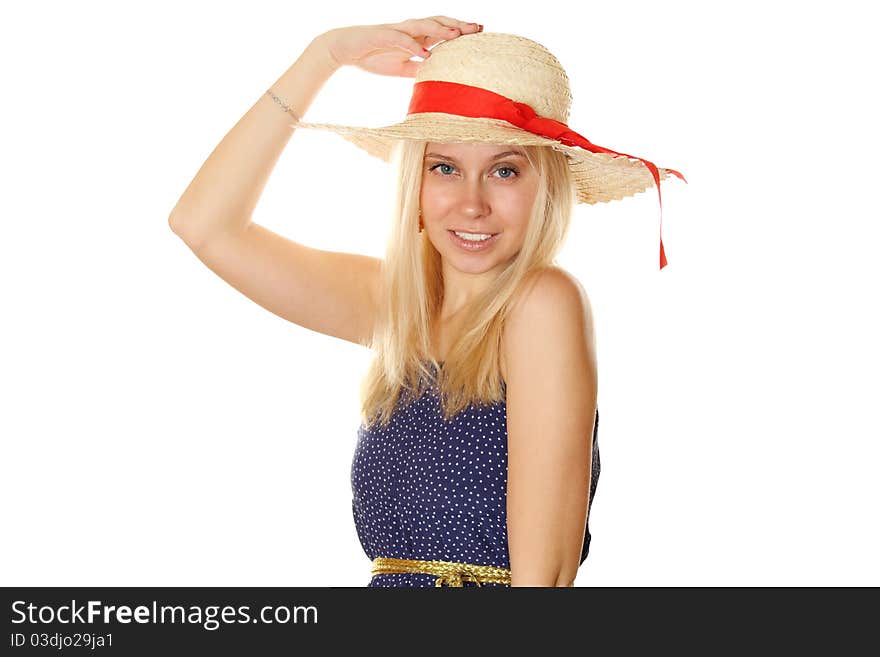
xmin=428 ymin=163 xmax=520 ymax=179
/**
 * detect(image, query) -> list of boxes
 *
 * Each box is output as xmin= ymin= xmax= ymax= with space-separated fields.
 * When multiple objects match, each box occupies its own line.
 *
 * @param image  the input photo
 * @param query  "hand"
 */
xmin=320 ymin=16 xmax=483 ymax=78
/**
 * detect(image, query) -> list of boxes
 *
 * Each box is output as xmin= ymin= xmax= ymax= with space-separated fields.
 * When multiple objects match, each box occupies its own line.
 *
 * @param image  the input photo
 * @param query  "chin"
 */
xmin=448 ymin=258 xmax=499 ymax=274
xmin=445 ymin=247 xmax=513 ymax=273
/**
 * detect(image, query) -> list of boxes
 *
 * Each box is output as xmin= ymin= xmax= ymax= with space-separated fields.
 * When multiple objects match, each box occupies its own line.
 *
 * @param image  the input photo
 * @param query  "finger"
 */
xmin=408 ymin=30 xmax=446 ymax=50
xmin=411 ymin=33 xmax=438 ymax=50
xmin=396 ymin=17 xmax=462 ymax=44
xmin=420 ymin=35 xmax=444 ymax=49
xmin=383 ymin=28 xmax=430 ymax=58
xmin=427 ymin=16 xmax=482 ymax=33
xmin=420 ymin=17 xmax=468 ymax=41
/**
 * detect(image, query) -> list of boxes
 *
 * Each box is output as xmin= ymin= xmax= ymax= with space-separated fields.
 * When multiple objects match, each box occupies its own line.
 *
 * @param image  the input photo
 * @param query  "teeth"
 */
xmin=453 ymin=231 xmax=494 ymax=241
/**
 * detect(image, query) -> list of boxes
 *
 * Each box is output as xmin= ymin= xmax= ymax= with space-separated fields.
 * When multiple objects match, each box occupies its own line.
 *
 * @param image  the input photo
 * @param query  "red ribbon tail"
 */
xmin=637 ymin=160 xmax=687 ymax=270
xmin=665 ymin=168 xmax=688 ymax=184
xmin=654 ymin=167 xmax=686 ymax=269
xmin=558 ymin=128 xmax=680 ymax=271
xmin=634 ymin=157 xmax=667 ymax=271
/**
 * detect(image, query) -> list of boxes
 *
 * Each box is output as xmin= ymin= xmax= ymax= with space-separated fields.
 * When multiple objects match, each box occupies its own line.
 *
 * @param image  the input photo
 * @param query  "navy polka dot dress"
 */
xmin=351 ymin=362 xmax=600 ymax=587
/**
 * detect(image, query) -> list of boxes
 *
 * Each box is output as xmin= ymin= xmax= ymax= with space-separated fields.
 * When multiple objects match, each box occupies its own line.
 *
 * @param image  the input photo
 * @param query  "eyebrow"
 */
xmin=424 ymin=150 xmax=527 ymax=162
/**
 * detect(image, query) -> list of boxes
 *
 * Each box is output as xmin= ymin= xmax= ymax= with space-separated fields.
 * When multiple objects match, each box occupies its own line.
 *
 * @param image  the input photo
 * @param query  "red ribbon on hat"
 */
xmin=407 ymin=80 xmax=687 ymax=270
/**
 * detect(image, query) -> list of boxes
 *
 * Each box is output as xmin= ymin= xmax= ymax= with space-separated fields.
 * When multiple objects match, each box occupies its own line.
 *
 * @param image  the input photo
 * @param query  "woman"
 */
xmin=169 ymin=16 xmax=684 ymax=587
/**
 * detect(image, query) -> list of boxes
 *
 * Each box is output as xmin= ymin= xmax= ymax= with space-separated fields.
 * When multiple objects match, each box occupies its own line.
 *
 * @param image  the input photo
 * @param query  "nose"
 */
xmin=457 ymin=180 xmax=491 ymax=219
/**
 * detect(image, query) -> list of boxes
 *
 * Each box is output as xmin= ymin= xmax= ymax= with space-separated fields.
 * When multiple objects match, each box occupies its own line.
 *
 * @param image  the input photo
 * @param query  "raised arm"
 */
xmin=168 ymin=34 xmax=339 ymax=247
xmin=167 ymin=20 xmax=477 ymax=346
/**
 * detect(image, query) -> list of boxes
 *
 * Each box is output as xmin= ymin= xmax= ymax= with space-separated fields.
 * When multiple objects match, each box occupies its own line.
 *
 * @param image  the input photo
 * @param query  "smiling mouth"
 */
xmin=447 ymin=230 xmax=501 ymax=250
xmin=448 ymin=229 xmax=499 ymax=236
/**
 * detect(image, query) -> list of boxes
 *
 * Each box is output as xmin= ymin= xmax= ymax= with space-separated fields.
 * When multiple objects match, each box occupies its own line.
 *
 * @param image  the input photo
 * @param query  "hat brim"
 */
xmin=294 ymin=113 xmax=678 ymax=205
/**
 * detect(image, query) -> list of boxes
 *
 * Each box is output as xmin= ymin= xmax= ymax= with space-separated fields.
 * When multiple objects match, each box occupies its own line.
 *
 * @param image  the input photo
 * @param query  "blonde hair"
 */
xmin=359 ymin=139 xmax=576 ymax=428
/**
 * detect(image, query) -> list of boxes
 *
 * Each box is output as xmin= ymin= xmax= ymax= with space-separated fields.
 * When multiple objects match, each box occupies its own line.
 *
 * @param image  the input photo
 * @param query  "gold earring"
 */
xmin=418 ymin=209 xmax=424 ymax=232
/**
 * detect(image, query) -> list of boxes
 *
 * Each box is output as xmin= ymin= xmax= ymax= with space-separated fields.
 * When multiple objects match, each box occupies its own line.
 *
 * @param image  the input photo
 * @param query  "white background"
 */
xmin=2 ymin=0 xmax=877 ymax=586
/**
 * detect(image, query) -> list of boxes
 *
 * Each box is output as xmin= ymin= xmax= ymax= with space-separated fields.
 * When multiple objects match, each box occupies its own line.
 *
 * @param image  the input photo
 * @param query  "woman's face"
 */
xmin=420 ymin=142 xmax=539 ymax=275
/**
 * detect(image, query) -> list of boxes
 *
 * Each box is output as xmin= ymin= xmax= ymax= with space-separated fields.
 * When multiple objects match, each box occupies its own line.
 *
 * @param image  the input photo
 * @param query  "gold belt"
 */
xmin=371 ymin=556 xmax=511 ymax=587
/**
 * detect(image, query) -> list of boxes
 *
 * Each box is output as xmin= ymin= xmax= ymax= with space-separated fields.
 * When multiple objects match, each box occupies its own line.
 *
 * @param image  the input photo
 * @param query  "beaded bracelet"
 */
xmin=265 ymin=88 xmax=301 ymax=124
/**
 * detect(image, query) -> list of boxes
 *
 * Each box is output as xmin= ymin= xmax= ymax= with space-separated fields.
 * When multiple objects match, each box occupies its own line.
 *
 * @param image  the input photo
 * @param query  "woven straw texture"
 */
xmin=294 ymin=32 xmax=677 ymax=204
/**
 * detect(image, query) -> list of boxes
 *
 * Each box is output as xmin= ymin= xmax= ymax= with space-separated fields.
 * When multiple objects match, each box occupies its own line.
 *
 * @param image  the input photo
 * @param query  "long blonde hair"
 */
xmin=359 ymin=138 xmax=576 ymax=428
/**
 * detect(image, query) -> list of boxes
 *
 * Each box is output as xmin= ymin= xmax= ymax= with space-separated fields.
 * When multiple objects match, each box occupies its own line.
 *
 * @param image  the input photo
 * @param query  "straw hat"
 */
xmin=292 ymin=31 xmax=687 ymax=269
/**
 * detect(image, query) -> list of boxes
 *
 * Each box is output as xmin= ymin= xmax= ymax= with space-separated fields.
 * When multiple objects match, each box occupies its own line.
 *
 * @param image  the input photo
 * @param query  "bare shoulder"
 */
xmin=501 ymin=266 xmax=596 ymax=381
xmin=511 ymin=265 xmax=589 ymax=308
xmin=502 ymin=265 xmax=599 ymax=583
